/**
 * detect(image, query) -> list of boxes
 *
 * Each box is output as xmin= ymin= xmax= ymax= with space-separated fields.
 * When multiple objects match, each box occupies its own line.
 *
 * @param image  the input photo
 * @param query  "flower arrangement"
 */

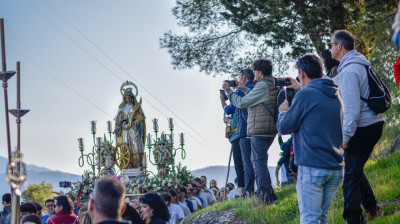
xmin=71 ymin=170 xmax=97 ymax=201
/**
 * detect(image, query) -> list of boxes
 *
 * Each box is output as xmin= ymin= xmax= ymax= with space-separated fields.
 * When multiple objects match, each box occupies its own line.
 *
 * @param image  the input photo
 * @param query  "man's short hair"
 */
xmin=333 ymin=30 xmax=354 ymax=51
xmin=55 ymin=195 xmax=74 ymax=212
xmin=252 ymin=59 xmax=273 ymax=77
xmin=167 ymin=189 xmax=177 ymax=198
xmin=2 ymin=193 xmax=11 ymax=203
xmin=45 ymin=199 xmax=54 ymax=206
xmin=21 ymin=214 xmax=41 ymax=224
xmin=159 ymin=192 xmax=172 ymax=206
xmin=92 ymin=177 xmax=126 ymax=220
xmin=295 ymin=54 xmax=323 ymax=79
xmin=32 ymin=202 xmax=42 ymax=212
xmin=20 ymin=202 xmax=37 ymax=214
xmin=240 ymin=69 xmax=255 ymax=81
xmin=193 ymin=177 xmax=202 ymax=184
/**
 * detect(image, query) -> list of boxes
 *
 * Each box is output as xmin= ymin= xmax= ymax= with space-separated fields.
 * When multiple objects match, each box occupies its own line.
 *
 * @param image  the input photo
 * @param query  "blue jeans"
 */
xmin=231 ymin=138 xmax=245 ymax=188
xmin=239 ymin=137 xmax=255 ymax=195
xmin=250 ymin=136 xmax=276 ymax=203
xmin=297 ymin=165 xmax=343 ymax=224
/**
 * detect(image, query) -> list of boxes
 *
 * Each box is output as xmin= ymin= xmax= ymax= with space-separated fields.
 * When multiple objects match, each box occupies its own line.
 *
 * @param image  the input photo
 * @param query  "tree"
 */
xmin=22 ymin=181 xmax=54 ymax=206
xmin=160 ymin=0 xmax=397 ymax=75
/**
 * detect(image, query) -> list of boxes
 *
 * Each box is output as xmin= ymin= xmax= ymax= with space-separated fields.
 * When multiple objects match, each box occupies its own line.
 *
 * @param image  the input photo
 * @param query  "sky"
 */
xmin=0 ymin=0 xmax=291 ymax=177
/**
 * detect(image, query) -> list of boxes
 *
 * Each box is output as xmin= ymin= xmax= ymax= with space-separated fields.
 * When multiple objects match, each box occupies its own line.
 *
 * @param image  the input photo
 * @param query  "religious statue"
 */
xmin=114 ymin=81 xmax=146 ymax=170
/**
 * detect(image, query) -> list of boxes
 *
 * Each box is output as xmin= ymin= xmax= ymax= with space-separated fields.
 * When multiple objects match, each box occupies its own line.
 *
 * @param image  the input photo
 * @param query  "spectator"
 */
xmin=275 ymin=134 xmax=294 ymax=187
xmin=185 ymin=184 xmax=199 ymax=212
xmin=277 ymin=54 xmax=344 ymax=224
xmin=48 ymin=196 xmax=77 ymax=224
xmin=178 ymin=187 xmax=195 ymax=213
xmin=1 ymin=193 xmax=11 ymax=224
xmin=321 ymin=49 xmax=340 ymax=78
xmin=220 ymin=87 xmax=245 ymax=199
xmin=32 ymin=202 xmax=43 ymax=220
xmin=168 ymin=189 xmax=189 ymax=217
xmin=223 ymin=59 xmax=278 ymax=204
xmin=159 ymin=192 xmax=179 ymax=224
xmin=41 ymin=199 xmax=55 ymax=224
xmin=139 ymin=193 xmax=170 ymax=224
xmin=66 ymin=194 xmax=78 ymax=216
xmin=191 ymin=182 xmax=205 ymax=209
xmin=198 ymin=177 xmax=215 ymax=206
xmin=122 ymin=203 xmax=144 ymax=224
xmin=21 ymin=214 xmax=41 ymax=224
xmin=88 ymin=177 xmax=127 ymax=224
xmin=77 ymin=203 xmax=92 ymax=224
xmin=210 ymin=188 xmax=218 ymax=198
xmin=217 ymin=187 xmax=229 ymax=202
xmin=20 ymin=202 xmax=37 ymax=222
xmin=331 ymin=30 xmax=385 ymax=223
xmin=209 ymin=180 xmax=219 ymax=194
xmin=393 ymin=55 xmax=400 ymax=87
xmin=227 ymin=178 xmax=240 ymax=200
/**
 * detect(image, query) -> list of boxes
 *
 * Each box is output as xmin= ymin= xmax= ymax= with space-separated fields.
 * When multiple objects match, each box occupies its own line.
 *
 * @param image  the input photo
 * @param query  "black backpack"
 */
xmin=360 ymin=66 xmax=391 ymax=114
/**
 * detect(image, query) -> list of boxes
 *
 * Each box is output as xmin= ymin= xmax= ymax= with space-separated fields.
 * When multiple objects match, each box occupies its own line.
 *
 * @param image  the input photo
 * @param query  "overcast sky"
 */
xmin=0 ymin=0 xmax=289 ymax=177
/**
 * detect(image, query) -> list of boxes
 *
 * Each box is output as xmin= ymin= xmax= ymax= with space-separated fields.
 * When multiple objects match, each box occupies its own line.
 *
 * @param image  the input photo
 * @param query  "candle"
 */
xmin=90 ymin=121 xmax=97 ymax=134
xmin=147 ymin=133 xmax=152 ymax=146
xmin=153 ymin=119 xmax=158 ymax=132
xmin=107 ymin=121 xmax=112 ymax=133
xmin=105 ymin=156 xmax=112 ymax=168
xmin=96 ymin=137 xmax=102 ymax=148
xmin=168 ymin=118 xmax=174 ymax=130
xmin=180 ymin=133 xmax=184 ymax=145
xmin=16 ymin=61 xmax=20 ymax=109
xmin=78 ymin=138 xmax=84 ymax=150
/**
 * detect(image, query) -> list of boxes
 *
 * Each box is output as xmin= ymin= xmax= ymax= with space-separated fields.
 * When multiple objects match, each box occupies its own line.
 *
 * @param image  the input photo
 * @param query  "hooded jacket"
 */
xmin=333 ymin=50 xmax=384 ymax=143
xmin=277 ymin=79 xmax=344 ymax=169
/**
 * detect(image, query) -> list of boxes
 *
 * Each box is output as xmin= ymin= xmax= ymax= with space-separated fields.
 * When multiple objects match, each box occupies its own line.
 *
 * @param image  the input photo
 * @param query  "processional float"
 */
xmin=1 ymin=18 xmax=29 ymax=224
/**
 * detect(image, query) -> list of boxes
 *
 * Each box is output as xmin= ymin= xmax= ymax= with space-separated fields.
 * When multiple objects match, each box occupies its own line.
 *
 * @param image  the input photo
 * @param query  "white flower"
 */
xmin=152 ymin=184 xmax=156 ymax=188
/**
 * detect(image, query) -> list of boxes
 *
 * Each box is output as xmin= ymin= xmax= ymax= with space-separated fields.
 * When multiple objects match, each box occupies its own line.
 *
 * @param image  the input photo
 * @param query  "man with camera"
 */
xmin=277 ymin=54 xmax=344 ymax=224
xmin=222 ymin=59 xmax=278 ymax=204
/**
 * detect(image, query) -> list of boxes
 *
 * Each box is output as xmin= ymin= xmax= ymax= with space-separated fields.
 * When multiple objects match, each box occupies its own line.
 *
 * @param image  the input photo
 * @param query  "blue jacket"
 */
xmin=224 ymin=81 xmax=255 ymax=138
xmin=277 ymin=79 xmax=344 ymax=169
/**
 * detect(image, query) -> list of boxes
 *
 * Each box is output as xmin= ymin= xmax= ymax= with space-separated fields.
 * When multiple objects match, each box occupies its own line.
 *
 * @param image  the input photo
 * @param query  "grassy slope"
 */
xmin=188 ymin=150 xmax=400 ymax=224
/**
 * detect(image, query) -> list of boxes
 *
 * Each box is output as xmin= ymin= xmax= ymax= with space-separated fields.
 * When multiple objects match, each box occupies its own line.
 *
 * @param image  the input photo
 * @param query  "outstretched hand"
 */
xmin=286 ymin=77 xmax=300 ymax=91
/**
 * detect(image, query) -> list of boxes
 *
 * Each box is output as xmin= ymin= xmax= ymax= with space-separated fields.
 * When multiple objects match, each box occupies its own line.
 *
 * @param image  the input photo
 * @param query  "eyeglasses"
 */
xmin=53 ymin=205 xmax=58 ymax=208
xmin=328 ymin=42 xmax=338 ymax=49
xmin=46 ymin=204 xmax=53 ymax=208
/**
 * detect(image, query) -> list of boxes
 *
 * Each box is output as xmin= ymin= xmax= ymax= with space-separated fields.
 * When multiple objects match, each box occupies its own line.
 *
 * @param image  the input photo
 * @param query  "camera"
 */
xmin=59 ymin=181 xmax=72 ymax=188
xmin=225 ymin=80 xmax=237 ymax=87
xmin=220 ymin=89 xmax=228 ymax=101
xmin=275 ymin=78 xmax=291 ymax=86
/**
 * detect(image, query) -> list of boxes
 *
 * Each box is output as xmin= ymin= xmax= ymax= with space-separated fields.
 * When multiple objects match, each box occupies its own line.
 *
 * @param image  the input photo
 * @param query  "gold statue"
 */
xmin=114 ymin=81 xmax=146 ymax=169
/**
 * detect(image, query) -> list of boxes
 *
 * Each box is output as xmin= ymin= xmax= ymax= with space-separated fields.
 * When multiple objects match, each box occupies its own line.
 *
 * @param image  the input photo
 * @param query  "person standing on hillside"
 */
xmin=277 ymin=54 xmax=344 ymax=224
xmin=1 ymin=193 xmax=11 ymax=224
xmin=330 ymin=30 xmax=385 ymax=223
xmin=223 ymin=59 xmax=278 ymax=204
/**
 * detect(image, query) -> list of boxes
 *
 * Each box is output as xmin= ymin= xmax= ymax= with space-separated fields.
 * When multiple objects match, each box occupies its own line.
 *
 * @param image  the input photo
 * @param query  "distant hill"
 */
xmin=0 ymin=156 xmax=81 ymax=195
xmin=192 ymin=165 xmax=278 ymax=189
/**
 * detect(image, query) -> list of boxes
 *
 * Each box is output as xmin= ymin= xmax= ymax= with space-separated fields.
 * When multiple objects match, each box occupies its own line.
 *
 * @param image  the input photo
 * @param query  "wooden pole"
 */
xmin=0 ymin=18 xmax=6 ymax=72
xmin=223 ymin=148 xmax=233 ymax=202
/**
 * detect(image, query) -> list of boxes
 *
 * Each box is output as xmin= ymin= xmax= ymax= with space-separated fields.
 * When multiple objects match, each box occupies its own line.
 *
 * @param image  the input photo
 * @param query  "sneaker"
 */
xmin=365 ymin=208 xmax=384 ymax=222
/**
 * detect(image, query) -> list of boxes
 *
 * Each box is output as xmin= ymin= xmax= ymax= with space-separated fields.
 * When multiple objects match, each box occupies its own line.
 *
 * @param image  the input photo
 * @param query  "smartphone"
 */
xmin=220 ymin=89 xmax=228 ymax=101
xmin=275 ymin=78 xmax=291 ymax=86
xmin=225 ymin=80 xmax=237 ymax=87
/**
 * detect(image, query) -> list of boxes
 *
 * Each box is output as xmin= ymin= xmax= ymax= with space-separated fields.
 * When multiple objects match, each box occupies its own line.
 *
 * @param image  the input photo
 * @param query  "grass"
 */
xmin=187 ymin=150 xmax=400 ymax=223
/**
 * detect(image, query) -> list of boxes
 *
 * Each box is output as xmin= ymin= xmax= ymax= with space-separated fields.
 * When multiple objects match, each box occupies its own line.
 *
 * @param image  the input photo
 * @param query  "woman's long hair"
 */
xmin=139 ymin=193 xmax=169 ymax=221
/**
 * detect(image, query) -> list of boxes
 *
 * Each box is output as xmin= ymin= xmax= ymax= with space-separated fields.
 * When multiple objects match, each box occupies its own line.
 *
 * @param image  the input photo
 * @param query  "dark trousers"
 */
xmin=343 ymin=121 xmax=384 ymax=224
xmin=239 ymin=137 xmax=255 ymax=196
xmin=231 ymin=138 xmax=245 ymax=188
xmin=250 ymin=136 xmax=276 ymax=203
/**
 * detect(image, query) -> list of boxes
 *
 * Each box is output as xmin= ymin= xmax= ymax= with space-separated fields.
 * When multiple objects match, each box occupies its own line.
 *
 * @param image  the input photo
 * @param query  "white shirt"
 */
xmin=281 ymin=164 xmax=288 ymax=183
xmin=166 ymin=210 xmax=178 ymax=224
xmin=227 ymin=188 xmax=238 ymax=200
xmin=201 ymin=189 xmax=216 ymax=204
xmin=169 ymin=203 xmax=184 ymax=220
xmin=178 ymin=202 xmax=191 ymax=216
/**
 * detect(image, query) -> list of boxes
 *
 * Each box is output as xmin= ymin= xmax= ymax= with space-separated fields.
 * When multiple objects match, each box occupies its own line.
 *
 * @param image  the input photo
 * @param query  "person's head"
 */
xmin=2 ymin=193 xmax=11 ymax=206
xmin=193 ymin=177 xmax=202 ymax=185
xmin=200 ymin=177 xmax=207 ymax=188
xmin=227 ymin=183 xmax=235 ymax=191
xmin=239 ymin=69 xmax=255 ymax=85
xmin=211 ymin=188 xmax=218 ymax=197
xmin=44 ymin=199 xmax=55 ymax=216
xmin=89 ymin=177 xmax=126 ymax=222
xmin=295 ymin=54 xmax=323 ymax=88
xmin=122 ymin=203 xmax=145 ymax=224
xmin=186 ymin=184 xmax=193 ymax=197
xmin=178 ymin=187 xmax=187 ymax=201
xmin=54 ymin=195 xmax=73 ymax=214
xmin=20 ymin=202 xmax=37 ymax=221
xmin=129 ymin=198 xmax=139 ymax=209
xmin=139 ymin=193 xmax=169 ymax=222
xmin=159 ymin=192 xmax=172 ymax=207
xmin=209 ymin=179 xmax=217 ymax=189
xmin=330 ymin=30 xmax=354 ymax=61
xmin=21 ymin=214 xmax=41 ymax=224
xmin=78 ymin=203 xmax=89 ymax=216
xmin=167 ymin=189 xmax=178 ymax=204
xmin=252 ymin=59 xmax=273 ymax=80
xmin=78 ymin=211 xmax=92 ymax=224
xmin=190 ymin=182 xmax=200 ymax=195
xmin=219 ymin=187 xmax=229 ymax=198
xmin=32 ymin=202 xmax=43 ymax=219
xmin=321 ymin=49 xmax=340 ymax=74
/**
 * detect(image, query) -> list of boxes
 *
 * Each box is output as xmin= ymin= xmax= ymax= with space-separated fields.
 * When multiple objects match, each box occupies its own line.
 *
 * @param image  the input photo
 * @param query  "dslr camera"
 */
xmin=274 ymin=78 xmax=291 ymax=87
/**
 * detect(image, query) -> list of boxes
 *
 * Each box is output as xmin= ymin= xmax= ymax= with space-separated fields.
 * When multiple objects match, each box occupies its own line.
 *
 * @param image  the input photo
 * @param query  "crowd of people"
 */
xmin=219 ymin=25 xmax=400 ymax=223
xmin=0 ymin=175 xmax=245 ymax=224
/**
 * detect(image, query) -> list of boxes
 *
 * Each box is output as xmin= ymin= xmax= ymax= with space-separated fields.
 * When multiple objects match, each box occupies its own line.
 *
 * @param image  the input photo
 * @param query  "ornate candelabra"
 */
xmin=77 ymin=120 xmax=114 ymax=177
xmin=146 ymin=118 xmax=185 ymax=175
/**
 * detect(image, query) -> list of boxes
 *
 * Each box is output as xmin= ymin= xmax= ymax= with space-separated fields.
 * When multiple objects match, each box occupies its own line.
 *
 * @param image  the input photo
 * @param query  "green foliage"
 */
xmin=161 ymin=0 xmax=397 ymax=75
xmin=21 ymin=181 xmax=53 ymax=206
xmin=188 ymin=151 xmax=400 ymax=223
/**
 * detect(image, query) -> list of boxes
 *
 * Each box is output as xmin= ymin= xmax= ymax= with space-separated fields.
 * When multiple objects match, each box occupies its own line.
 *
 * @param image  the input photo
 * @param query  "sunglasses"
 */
xmin=328 ymin=42 xmax=338 ymax=49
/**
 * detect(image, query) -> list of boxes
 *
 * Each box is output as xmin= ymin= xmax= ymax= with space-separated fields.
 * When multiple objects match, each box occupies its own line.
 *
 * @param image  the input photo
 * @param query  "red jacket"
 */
xmin=394 ymin=54 xmax=400 ymax=84
xmin=48 ymin=211 xmax=78 ymax=224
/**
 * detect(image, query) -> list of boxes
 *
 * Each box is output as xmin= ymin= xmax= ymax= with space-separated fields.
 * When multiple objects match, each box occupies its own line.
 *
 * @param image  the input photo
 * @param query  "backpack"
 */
xmin=360 ymin=66 xmax=391 ymax=114
xmin=263 ymin=79 xmax=296 ymax=123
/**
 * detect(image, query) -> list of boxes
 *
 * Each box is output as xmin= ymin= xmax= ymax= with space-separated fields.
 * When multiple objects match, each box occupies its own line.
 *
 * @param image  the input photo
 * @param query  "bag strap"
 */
xmin=263 ymin=103 xmax=277 ymax=122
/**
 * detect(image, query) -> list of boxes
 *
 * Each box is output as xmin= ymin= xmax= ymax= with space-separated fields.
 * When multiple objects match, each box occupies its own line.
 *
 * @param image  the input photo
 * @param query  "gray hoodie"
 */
xmin=333 ymin=50 xmax=384 ymax=143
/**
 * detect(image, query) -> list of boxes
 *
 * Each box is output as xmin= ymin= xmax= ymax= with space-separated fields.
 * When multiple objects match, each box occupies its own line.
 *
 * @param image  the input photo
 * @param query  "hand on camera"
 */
xmin=286 ymin=77 xmax=300 ymax=91
xmin=222 ymin=81 xmax=230 ymax=91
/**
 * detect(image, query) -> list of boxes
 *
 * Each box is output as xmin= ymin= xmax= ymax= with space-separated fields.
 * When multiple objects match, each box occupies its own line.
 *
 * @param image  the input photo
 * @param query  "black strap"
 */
xmin=263 ymin=103 xmax=276 ymax=122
